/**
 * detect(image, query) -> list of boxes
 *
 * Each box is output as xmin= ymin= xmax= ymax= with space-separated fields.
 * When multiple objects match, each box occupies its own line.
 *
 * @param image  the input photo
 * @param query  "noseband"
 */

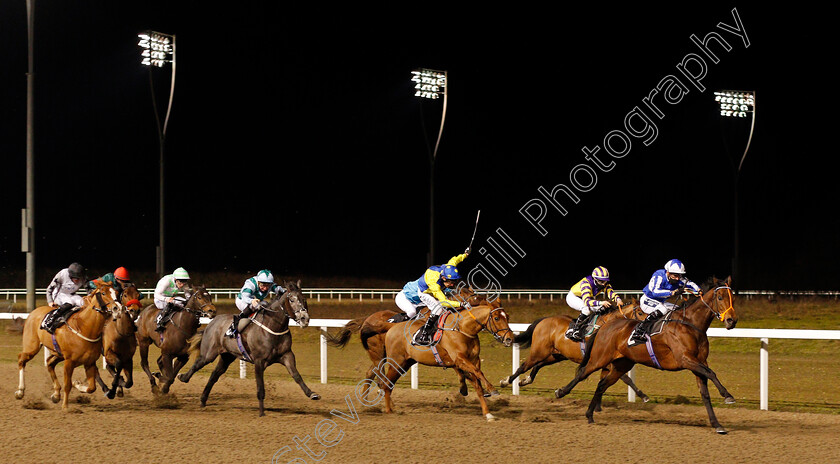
xmin=462 ymin=304 xmax=512 ymax=342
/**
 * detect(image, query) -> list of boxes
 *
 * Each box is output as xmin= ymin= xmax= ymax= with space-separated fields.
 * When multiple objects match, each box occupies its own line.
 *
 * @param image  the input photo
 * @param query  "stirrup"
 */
xmin=565 ymin=328 xmax=582 ymax=342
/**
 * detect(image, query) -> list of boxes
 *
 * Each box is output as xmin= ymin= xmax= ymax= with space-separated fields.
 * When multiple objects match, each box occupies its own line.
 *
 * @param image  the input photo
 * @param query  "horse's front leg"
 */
xmin=161 ymin=354 xmax=189 ymax=394
xmin=159 ymin=353 xmax=176 ymax=394
xmin=254 ymin=359 xmax=267 ymax=416
xmin=619 ymin=372 xmax=650 ymax=403
xmin=453 ymin=356 xmax=494 ymax=421
xmin=45 ymin=353 xmax=63 ymax=403
xmin=278 ymin=350 xmax=319 ymax=400
xmin=586 ymin=364 xmax=628 ymax=424
xmin=683 ymin=357 xmax=735 ymax=404
xmin=61 ymin=360 xmax=77 ymax=410
xmin=74 ymin=363 xmax=99 ymax=395
xmin=471 ymin=356 xmax=499 ymax=397
xmin=138 ymin=338 xmax=160 ymax=395
xmin=695 ymin=373 xmax=727 ymax=434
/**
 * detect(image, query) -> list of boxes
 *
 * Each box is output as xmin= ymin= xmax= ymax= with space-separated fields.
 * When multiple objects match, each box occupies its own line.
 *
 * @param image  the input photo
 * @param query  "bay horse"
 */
xmin=177 ymin=280 xmax=320 ymax=416
xmin=500 ymin=299 xmax=650 ymax=403
xmin=135 ymin=284 xmax=216 ymax=395
xmin=95 ymin=283 xmax=144 ymax=399
xmin=325 ymin=285 xmax=494 ymax=399
xmin=15 ymin=283 xmax=121 ymax=410
xmin=555 ymin=276 xmax=738 ymax=434
xmin=381 ymin=302 xmax=515 ymax=421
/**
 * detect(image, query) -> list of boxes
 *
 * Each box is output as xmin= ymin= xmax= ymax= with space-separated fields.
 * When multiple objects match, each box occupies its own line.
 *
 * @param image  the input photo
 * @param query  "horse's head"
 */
xmin=463 ymin=303 xmax=514 ymax=347
xmin=274 ymin=279 xmax=309 ymax=328
xmin=89 ymin=283 xmax=122 ymax=318
xmin=183 ymin=284 xmax=217 ymax=319
xmin=700 ymin=276 xmax=737 ymax=329
xmin=115 ymin=283 xmax=143 ymax=322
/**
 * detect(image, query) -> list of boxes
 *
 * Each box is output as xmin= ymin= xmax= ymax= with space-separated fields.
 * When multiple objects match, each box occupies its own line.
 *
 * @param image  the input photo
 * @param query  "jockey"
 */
xmin=630 ymin=259 xmax=701 ymax=343
xmin=87 ymin=266 xmax=132 ymax=300
xmin=42 ymin=262 xmax=88 ymax=334
xmin=226 ymin=269 xmax=286 ymax=337
xmin=392 ymin=249 xmax=470 ymax=346
xmin=564 ymin=266 xmax=624 ymax=342
xmin=153 ymin=267 xmax=191 ymax=332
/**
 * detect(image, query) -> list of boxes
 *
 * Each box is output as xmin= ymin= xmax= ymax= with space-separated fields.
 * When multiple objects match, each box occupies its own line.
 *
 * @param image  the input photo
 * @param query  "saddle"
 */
xmin=411 ymin=311 xmax=451 ymax=347
xmin=627 ymin=317 xmax=669 ymax=346
xmin=40 ymin=306 xmax=80 ymax=333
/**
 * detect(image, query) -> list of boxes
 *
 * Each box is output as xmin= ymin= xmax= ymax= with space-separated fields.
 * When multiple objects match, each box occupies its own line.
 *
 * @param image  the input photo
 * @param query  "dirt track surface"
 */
xmin=2 ymin=362 xmax=840 ymax=464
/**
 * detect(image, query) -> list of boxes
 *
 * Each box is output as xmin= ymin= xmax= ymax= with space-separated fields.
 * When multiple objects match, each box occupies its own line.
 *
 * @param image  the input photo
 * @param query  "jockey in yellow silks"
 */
xmin=393 ymin=250 xmax=470 ymax=345
xmin=564 ymin=266 xmax=623 ymax=341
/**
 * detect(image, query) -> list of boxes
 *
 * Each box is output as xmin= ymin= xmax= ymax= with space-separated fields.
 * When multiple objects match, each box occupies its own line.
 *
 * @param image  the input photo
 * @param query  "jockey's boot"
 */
xmin=630 ymin=310 xmax=662 ymax=343
xmin=44 ymin=303 xmax=75 ymax=334
xmin=387 ymin=312 xmax=411 ymax=323
xmin=413 ymin=314 xmax=440 ymax=346
xmin=225 ymin=314 xmax=240 ymax=338
xmin=565 ymin=313 xmax=588 ymax=342
xmin=155 ymin=304 xmax=173 ymax=333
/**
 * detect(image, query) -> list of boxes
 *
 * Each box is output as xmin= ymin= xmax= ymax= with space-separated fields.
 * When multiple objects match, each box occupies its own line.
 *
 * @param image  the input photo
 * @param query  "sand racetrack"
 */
xmin=1 ymin=362 xmax=839 ymax=464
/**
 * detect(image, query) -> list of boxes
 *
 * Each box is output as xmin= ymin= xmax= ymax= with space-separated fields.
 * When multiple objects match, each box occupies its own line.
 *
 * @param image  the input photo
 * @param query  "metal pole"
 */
xmin=627 ymin=366 xmax=637 ymax=402
xmin=511 ymin=337 xmax=520 ymax=396
xmin=320 ymin=327 xmax=328 ymax=384
xmin=25 ymin=0 xmax=36 ymax=312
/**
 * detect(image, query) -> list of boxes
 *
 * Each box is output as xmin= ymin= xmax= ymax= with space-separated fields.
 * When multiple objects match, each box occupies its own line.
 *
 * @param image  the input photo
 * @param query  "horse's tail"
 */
xmin=576 ymin=328 xmax=599 ymax=377
xmin=187 ymin=326 xmax=204 ymax=355
xmin=325 ymin=316 xmax=365 ymax=349
xmin=513 ymin=317 xmax=547 ymax=349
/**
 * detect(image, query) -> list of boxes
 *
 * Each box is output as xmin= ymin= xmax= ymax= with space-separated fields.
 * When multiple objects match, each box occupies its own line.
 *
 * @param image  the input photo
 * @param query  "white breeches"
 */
xmin=566 ymin=292 xmax=593 ymax=316
xmin=53 ymin=293 xmax=84 ymax=307
xmin=640 ymin=295 xmax=676 ymax=315
xmin=395 ymin=290 xmax=446 ymax=318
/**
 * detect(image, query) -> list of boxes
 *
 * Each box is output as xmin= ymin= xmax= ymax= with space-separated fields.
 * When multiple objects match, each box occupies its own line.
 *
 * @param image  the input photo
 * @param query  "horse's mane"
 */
xmin=700 ymin=276 xmax=722 ymax=293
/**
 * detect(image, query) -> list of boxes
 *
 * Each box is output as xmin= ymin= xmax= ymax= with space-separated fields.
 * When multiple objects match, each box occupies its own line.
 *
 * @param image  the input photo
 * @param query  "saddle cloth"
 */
xmin=412 ymin=311 xmax=451 ymax=347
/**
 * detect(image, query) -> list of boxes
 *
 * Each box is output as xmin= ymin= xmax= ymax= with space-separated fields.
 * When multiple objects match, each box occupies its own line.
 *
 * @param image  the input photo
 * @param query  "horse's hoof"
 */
xmin=715 ymin=427 xmax=728 ymax=435
xmin=499 ymin=378 xmax=510 ymax=388
xmin=151 ymin=385 xmax=161 ymax=396
xmin=50 ymin=393 xmax=60 ymax=404
xmin=116 ymin=388 xmax=124 ymax=398
xmin=554 ymin=389 xmax=565 ymax=399
xmin=485 ymin=413 xmax=496 ymax=422
xmin=459 ymin=386 xmax=468 ymax=397
xmin=14 ymin=390 xmax=24 ymax=400
xmin=153 ymin=372 xmax=161 ymax=379
xmin=309 ymin=393 xmax=321 ymax=400
xmin=259 ymin=411 xmax=266 ymax=417
xmin=642 ymin=396 xmax=651 ymax=403
xmin=520 ymin=376 xmax=533 ymax=386
xmin=724 ymin=396 xmax=736 ymax=405
xmin=177 ymin=373 xmax=189 ymax=383
xmin=483 ymin=390 xmax=500 ymax=398
xmin=105 ymin=389 xmax=115 ymax=400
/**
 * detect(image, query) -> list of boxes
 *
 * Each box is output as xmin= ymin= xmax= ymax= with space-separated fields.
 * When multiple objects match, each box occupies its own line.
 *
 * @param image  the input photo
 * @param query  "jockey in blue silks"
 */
xmin=630 ymin=259 xmax=701 ymax=343
xmin=392 ymin=249 xmax=470 ymax=345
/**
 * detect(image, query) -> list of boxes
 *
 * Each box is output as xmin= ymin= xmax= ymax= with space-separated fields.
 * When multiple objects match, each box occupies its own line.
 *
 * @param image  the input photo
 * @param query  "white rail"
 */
xmin=2 ymin=312 xmax=838 ymax=411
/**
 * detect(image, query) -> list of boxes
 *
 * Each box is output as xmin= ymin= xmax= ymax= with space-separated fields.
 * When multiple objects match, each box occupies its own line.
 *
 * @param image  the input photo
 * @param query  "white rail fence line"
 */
xmin=2 ymin=288 xmax=839 ymax=304
xmin=2 ymin=312 xmax=837 ymax=411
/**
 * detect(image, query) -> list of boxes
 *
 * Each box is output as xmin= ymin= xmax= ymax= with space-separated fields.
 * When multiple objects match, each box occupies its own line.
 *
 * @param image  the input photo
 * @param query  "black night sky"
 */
xmin=1 ymin=2 xmax=837 ymax=291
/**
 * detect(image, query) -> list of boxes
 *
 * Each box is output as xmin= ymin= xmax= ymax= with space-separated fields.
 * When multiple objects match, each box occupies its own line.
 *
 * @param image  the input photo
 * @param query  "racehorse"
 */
xmin=15 ymin=283 xmax=121 ymax=409
xmin=555 ymin=276 xmax=738 ymax=434
xmin=177 ymin=280 xmax=319 ymax=416
xmin=499 ymin=299 xmax=650 ymax=403
xmin=325 ymin=285 xmax=494 ymax=399
xmin=135 ymin=284 xmax=216 ymax=395
xmin=381 ymin=302 xmax=515 ymax=421
xmin=95 ymin=283 xmax=143 ymax=399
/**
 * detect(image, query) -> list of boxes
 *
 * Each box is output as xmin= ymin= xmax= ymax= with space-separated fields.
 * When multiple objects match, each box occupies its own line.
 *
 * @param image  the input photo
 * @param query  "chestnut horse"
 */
xmin=15 ymin=283 xmax=121 ymax=409
xmin=178 ymin=280 xmax=319 ymax=416
xmin=382 ymin=302 xmax=515 ymax=421
xmin=135 ymin=284 xmax=216 ymax=394
xmin=500 ymin=300 xmax=650 ymax=402
xmin=95 ymin=283 xmax=144 ymax=398
xmin=555 ymin=277 xmax=738 ymax=434
xmin=325 ymin=286 xmax=494 ymax=399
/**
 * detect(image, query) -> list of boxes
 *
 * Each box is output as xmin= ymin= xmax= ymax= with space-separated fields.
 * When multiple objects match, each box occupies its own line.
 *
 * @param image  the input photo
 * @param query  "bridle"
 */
xmin=458 ymin=303 xmax=513 ymax=343
xmin=181 ymin=288 xmax=215 ymax=318
xmin=686 ymin=286 xmax=734 ymax=322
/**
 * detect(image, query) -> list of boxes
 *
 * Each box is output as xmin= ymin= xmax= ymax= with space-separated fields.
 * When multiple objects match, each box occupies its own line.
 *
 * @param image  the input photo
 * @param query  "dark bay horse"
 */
xmin=326 ymin=286 xmax=494 ymax=399
xmin=95 ymin=283 xmax=143 ymax=398
xmin=555 ymin=276 xmax=738 ymax=434
xmin=178 ymin=280 xmax=320 ymax=416
xmin=500 ymin=300 xmax=650 ymax=402
xmin=135 ymin=284 xmax=216 ymax=394
xmin=381 ymin=302 xmax=515 ymax=421
xmin=15 ymin=283 xmax=121 ymax=409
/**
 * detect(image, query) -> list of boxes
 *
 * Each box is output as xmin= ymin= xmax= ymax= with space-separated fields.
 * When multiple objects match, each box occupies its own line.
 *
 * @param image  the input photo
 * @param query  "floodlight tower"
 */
xmin=138 ymin=31 xmax=176 ymax=276
xmin=714 ymin=90 xmax=755 ymax=288
xmin=411 ymin=68 xmax=447 ymax=266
